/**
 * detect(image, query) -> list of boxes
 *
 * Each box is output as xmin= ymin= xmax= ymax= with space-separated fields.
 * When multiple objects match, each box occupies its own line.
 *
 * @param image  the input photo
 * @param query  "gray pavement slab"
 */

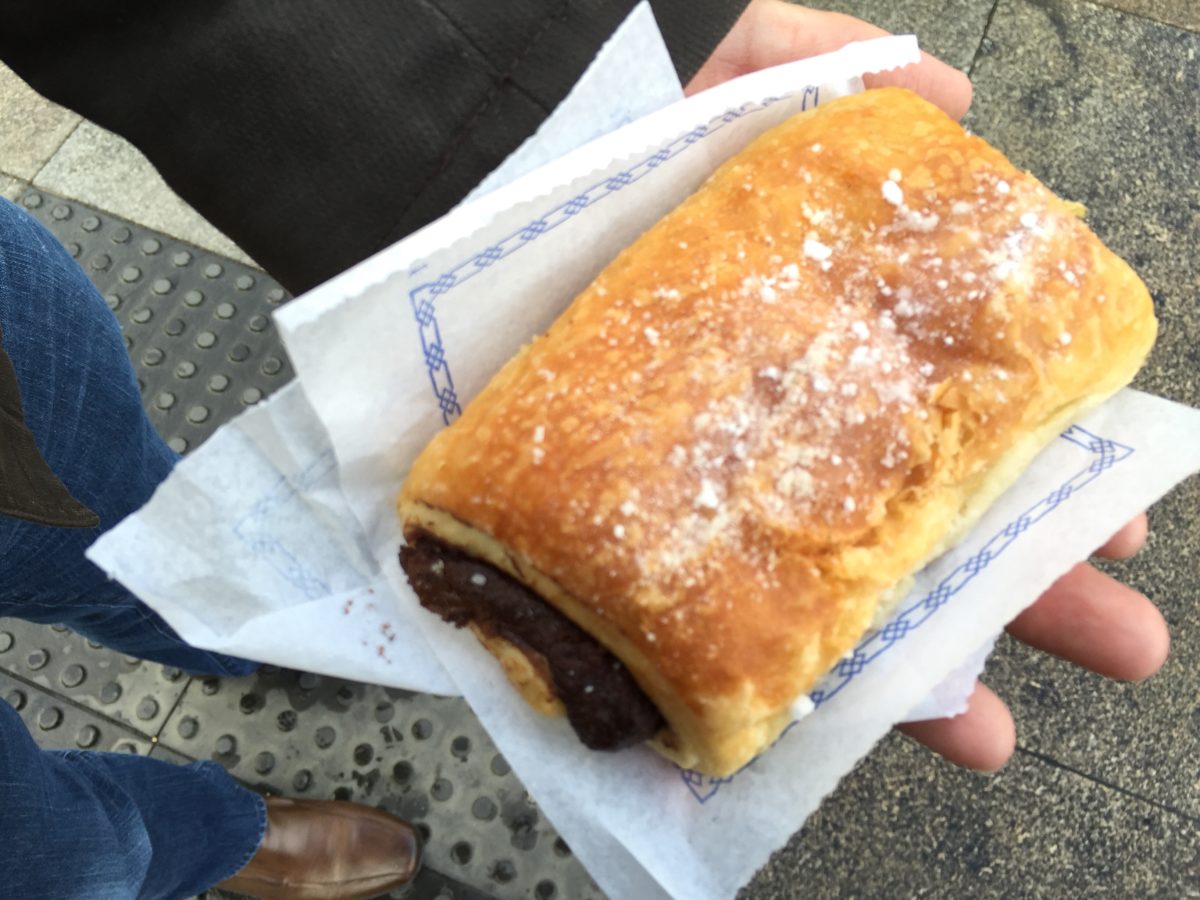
xmin=988 ymin=477 xmax=1200 ymax=817
xmin=0 ymin=173 xmax=25 ymax=201
xmin=963 ymin=0 xmax=1200 ymax=815
xmin=743 ymin=731 xmax=1200 ymax=898
xmin=798 ymin=0 xmax=997 ymax=71
xmin=157 ymin=666 xmax=602 ymax=900
xmin=0 ymin=62 xmax=79 ymax=181
xmin=740 ymin=0 xmax=1200 ymax=896
xmin=18 ymin=188 xmax=294 ymax=454
xmin=32 ymin=120 xmax=254 ymax=265
xmin=963 ymin=0 xmax=1200 ymax=334
xmin=0 ymin=618 xmax=187 ymax=738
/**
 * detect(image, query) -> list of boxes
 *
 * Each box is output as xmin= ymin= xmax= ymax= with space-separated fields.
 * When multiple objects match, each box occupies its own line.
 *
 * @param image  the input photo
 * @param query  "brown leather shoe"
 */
xmin=217 ymin=796 xmax=421 ymax=899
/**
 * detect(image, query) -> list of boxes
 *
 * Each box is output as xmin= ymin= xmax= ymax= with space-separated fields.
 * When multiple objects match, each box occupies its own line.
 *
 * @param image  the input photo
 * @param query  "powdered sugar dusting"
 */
xmin=694 ymin=479 xmax=721 ymax=510
xmin=477 ymin=148 xmax=1082 ymax=643
xmin=594 ymin=168 xmax=1075 ymax=594
xmin=803 ymin=238 xmax=833 ymax=262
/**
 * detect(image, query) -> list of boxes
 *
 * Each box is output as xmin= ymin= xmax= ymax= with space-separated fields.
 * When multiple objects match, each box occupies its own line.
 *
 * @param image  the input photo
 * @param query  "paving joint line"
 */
xmin=1016 ymin=745 xmax=1200 ymax=825
xmin=149 ymin=675 xmax=195 ymax=744
xmin=29 ymin=118 xmax=82 ymax=186
xmin=968 ymin=0 xmax=1003 ymax=78
xmin=1 ymin=665 xmax=158 ymax=743
xmin=1077 ymin=0 xmax=1199 ymax=35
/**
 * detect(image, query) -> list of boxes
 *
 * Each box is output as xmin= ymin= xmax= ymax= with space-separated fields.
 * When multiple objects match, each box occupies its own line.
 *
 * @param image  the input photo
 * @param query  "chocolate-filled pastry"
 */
xmin=397 ymin=88 xmax=1157 ymax=777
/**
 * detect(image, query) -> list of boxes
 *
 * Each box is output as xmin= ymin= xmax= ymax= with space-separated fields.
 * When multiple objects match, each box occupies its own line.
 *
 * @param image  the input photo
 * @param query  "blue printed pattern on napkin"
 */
xmin=407 ymin=87 xmax=822 ymax=424
xmin=396 ymin=85 xmax=1134 ymax=807
xmin=680 ymin=426 xmax=1134 ymax=803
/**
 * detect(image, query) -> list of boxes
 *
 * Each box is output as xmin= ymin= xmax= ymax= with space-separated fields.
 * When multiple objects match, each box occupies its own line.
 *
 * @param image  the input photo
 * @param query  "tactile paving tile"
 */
xmin=200 ymin=856 xmax=504 ymax=900
xmin=158 ymin=666 xmax=604 ymax=900
xmin=17 ymin=188 xmax=295 ymax=453
xmin=1 ymin=669 xmax=154 ymax=755
xmin=198 ymin=860 xmax=500 ymax=900
xmin=0 ymin=620 xmax=187 ymax=736
xmin=147 ymin=742 xmax=195 ymax=766
xmin=152 ymin=738 xmax=501 ymax=900
xmin=8 ymin=190 xmax=602 ymax=899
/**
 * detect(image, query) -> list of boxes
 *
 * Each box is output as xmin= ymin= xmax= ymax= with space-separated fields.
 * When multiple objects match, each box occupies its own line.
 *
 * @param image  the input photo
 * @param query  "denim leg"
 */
xmin=0 ymin=697 xmax=266 ymax=899
xmin=0 ymin=198 xmax=254 ymax=676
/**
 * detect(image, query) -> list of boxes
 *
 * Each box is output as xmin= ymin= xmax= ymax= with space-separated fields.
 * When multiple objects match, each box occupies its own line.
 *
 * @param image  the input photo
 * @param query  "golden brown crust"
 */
xmin=398 ymin=88 xmax=1157 ymax=775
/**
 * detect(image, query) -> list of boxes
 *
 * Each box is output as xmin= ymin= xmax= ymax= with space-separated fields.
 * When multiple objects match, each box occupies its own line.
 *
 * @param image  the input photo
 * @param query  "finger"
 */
xmin=1094 ymin=513 xmax=1148 ymax=560
xmin=686 ymin=2 xmax=973 ymax=120
xmin=897 ymin=681 xmax=1015 ymax=772
xmin=1006 ymin=563 xmax=1169 ymax=682
xmin=862 ymin=61 xmax=973 ymax=123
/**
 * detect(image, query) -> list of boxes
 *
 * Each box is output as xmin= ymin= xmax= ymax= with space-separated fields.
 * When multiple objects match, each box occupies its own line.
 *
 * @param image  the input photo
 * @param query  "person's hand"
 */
xmin=686 ymin=0 xmax=972 ymax=119
xmin=898 ymin=515 xmax=1167 ymax=771
xmin=687 ymin=1 xmax=1168 ymax=772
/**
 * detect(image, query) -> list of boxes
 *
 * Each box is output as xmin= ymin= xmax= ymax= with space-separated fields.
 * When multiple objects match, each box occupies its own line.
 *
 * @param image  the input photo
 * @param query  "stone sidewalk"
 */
xmin=1 ymin=1 xmax=1197 ymax=897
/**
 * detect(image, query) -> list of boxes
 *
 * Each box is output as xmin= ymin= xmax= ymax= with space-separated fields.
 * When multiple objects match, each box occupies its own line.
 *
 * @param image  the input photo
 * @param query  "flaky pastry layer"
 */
xmin=398 ymin=87 xmax=1157 ymax=776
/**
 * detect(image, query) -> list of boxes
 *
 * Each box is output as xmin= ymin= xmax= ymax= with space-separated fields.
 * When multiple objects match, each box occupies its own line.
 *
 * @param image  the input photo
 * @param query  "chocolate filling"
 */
xmin=400 ymin=533 xmax=664 ymax=750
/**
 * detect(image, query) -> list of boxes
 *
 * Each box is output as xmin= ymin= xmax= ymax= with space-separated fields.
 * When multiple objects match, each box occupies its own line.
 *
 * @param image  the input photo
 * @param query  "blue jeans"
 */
xmin=0 ymin=198 xmax=266 ymax=898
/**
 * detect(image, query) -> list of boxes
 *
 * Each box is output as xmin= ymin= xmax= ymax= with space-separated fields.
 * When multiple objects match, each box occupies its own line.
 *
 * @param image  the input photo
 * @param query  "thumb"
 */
xmin=686 ymin=1 xmax=973 ymax=121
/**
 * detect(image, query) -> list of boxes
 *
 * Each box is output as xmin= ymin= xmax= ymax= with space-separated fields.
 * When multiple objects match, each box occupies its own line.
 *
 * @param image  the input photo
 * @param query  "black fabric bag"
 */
xmin=0 ymin=0 xmax=746 ymax=292
xmin=0 ymin=0 xmax=748 ymax=523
